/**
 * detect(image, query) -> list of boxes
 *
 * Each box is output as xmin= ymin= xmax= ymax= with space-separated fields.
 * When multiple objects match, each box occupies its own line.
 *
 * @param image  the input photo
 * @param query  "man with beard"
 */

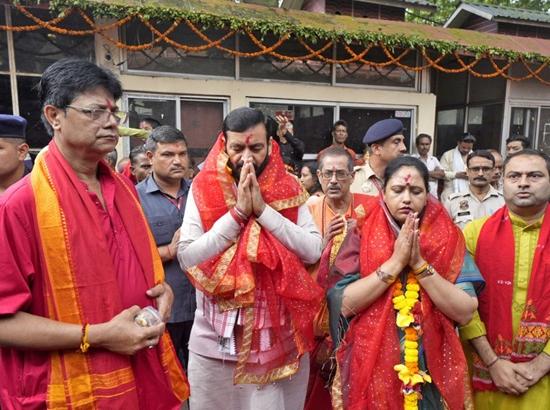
xmin=460 ymin=149 xmax=550 ymax=409
xmin=440 ymin=132 xmax=476 ymax=204
xmin=137 ymin=126 xmax=195 ymax=369
xmin=446 ymin=150 xmax=504 ymax=229
xmin=178 ymin=107 xmax=323 ymax=410
xmin=350 ymin=118 xmax=407 ymax=195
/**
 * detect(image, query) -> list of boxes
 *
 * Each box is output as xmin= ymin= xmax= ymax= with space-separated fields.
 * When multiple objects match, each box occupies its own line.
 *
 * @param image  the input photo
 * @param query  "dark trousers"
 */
xmin=166 ymin=320 xmax=194 ymax=371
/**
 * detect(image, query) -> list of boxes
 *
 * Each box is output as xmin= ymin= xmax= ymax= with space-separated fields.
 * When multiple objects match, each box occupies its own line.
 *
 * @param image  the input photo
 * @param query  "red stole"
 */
xmin=334 ymin=196 xmax=467 ymax=410
xmin=31 ymin=141 xmax=188 ymax=408
xmin=473 ymin=206 xmax=550 ymax=391
xmin=188 ymin=133 xmax=323 ymax=383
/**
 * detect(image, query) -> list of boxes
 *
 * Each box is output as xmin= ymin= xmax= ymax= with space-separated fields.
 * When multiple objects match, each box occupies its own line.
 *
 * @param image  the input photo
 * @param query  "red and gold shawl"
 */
xmin=332 ymin=196 xmax=468 ymax=410
xmin=472 ymin=206 xmax=550 ymax=391
xmin=31 ymin=141 xmax=188 ymax=408
xmin=188 ymin=133 xmax=323 ymax=384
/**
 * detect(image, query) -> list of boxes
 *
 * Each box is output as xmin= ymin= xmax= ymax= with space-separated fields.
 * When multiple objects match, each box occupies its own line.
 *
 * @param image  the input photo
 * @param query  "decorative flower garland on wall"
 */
xmin=0 ymin=2 xmax=548 ymax=85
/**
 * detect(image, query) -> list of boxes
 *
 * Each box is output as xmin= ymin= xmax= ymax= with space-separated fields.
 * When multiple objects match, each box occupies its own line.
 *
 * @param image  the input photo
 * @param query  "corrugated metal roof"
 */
xmin=460 ymin=1 xmax=550 ymax=24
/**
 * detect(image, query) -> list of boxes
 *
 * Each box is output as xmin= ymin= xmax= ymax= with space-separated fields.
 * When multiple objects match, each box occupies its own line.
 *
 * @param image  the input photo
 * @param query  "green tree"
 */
xmin=406 ymin=0 xmax=550 ymax=26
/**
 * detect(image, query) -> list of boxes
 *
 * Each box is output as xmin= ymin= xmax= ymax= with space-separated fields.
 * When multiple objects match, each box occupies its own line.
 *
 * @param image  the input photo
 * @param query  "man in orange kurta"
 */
xmin=0 ymin=59 xmax=187 ymax=409
xmin=305 ymin=146 xmax=370 ymax=410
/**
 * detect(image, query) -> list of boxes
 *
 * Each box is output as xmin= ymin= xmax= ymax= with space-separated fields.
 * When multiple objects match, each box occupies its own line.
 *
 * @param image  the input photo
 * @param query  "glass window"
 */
xmin=17 ymin=76 xmax=50 ymax=148
xmin=250 ymin=102 xmax=334 ymax=154
xmin=12 ymin=7 xmax=95 ymax=74
xmin=239 ymin=33 xmax=331 ymax=83
xmin=467 ymin=104 xmax=503 ymax=151
xmin=0 ymin=75 xmax=12 ymax=113
xmin=469 ymin=60 xmax=506 ymax=104
xmin=127 ymin=97 xmax=177 ymax=148
xmin=435 ymin=108 xmax=465 ymax=156
xmin=335 ymin=44 xmax=416 ymax=88
xmin=537 ymin=108 xmax=550 ymax=155
xmin=436 ymin=71 xmax=468 ymax=107
xmin=181 ymin=100 xmax=224 ymax=164
xmin=509 ymin=107 xmax=537 ymax=143
xmin=0 ymin=8 xmax=9 ymax=72
xmin=339 ymin=107 xmax=413 ymax=156
xmin=124 ymin=19 xmax=235 ymax=77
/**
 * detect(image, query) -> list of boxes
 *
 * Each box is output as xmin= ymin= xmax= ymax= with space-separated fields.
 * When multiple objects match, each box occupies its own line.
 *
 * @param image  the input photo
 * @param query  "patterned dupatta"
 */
xmin=188 ymin=133 xmax=323 ymax=384
xmin=472 ymin=206 xmax=550 ymax=391
xmin=332 ymin=196 xmax=467 ymax=410
xmin=31 ymin=141 xmax=188 ymax=408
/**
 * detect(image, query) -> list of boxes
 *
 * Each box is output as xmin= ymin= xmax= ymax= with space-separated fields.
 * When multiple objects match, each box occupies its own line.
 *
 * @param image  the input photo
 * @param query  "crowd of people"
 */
xmin=0 ymin=58 xmax=548 ymax=410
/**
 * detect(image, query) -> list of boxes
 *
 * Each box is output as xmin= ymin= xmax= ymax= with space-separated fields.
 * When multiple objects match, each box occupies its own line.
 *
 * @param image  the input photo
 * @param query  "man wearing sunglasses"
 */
xmin=0 ymin=59 xmax=188 ymax=408
xmin=445 ymin=150 xmax=504 ymax=229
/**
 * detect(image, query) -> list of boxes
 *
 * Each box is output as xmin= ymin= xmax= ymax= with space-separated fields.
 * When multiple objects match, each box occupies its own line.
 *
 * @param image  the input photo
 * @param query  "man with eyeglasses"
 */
xmin=0 ymin=59 xmax=188 ymax=408
xmin=445 ymin=150 xmax=504 ymax=229
xmin=305 ymin=146 xmax=370 ymax=410
xmin=460 ymin=149 xmax=550 ymax=409
xmin=350 ymin=118 xmax=407 ymax=196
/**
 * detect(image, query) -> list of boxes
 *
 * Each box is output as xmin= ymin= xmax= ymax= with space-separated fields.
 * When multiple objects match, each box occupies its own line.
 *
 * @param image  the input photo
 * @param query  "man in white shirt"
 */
xmin=440 ymin=132 xmax=476 ymax=204
xmin=178 ymin=107 xmax=322 ymax=410
xmin=413 ymin=133 xmax=445 ymax=198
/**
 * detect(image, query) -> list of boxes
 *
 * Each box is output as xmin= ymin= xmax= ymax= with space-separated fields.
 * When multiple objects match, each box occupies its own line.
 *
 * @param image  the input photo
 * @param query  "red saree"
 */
xmin=187 ymin=134 xmax=323 ymax=384
xmin=31 ymin=141 xmax=188 ymax=408
xmin=472 ymin=206 xmax=550 ymax=390
xmin=332 ymin=196 xmax=467 ymax=410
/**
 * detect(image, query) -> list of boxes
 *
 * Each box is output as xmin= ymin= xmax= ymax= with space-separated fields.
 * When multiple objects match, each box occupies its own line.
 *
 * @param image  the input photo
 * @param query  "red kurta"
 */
xmin=0 ymin=164 xmax=182 ymax=409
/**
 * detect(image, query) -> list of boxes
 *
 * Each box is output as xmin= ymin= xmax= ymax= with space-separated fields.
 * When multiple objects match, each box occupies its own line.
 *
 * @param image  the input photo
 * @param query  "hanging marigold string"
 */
xmin=1 ymin=4 xmax=548 ymax=84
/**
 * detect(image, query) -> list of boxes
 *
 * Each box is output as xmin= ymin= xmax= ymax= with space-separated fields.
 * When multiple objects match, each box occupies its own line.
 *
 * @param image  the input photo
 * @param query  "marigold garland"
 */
xmin=392 ymin=273 xmax=432 ymax=410
xmin=0 ymin=3 xmax=549 ymax=84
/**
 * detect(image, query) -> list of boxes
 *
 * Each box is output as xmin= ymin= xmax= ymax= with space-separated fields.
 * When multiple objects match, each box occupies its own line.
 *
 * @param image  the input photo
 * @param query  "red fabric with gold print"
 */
xmin=333 ymin=196 xmax=467 ymax=410
xmin=31 ymin=141 xmax=188 ymax=409
xmin=189 ymin=133 xmax=323 ymax=383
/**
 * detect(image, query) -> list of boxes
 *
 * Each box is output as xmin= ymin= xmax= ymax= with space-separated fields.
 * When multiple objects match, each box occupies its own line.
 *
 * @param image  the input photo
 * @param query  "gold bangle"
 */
xmin=416 ymin=264 xmax=435 ymax=280
xmin=376 ymin=267 xmax=396 ymax=284
xmin=80 ymin=323 xmax=90 ymax=353
xmin=412 ymin=262 xmax=428 ymax=275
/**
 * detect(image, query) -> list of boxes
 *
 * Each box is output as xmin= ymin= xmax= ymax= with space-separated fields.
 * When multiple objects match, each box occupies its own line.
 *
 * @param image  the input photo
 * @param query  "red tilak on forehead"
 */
xmin=245 ymin=134 xmax=253 ymax=145
xmin=403 ymin=174 xmax=413 ymax=185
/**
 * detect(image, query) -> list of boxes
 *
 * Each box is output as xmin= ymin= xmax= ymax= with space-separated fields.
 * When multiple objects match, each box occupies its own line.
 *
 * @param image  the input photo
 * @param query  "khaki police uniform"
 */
xmin=445 ymin=186 xmax=504 ymax=229
xmin=350 ymin=161 xmax=383 ymax=196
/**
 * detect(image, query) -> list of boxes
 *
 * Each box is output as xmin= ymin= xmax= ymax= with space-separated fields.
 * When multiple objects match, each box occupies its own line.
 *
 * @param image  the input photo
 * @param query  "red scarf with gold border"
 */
xmin=31 ymin=141 xmax=188 ymax=408
xmin=332 ymin=196 xmax=467 ymax=410
xmin=188 ymin=133 xmax=323 ymax=384
xmin=472 ymin=206 xmax=550 ymax=391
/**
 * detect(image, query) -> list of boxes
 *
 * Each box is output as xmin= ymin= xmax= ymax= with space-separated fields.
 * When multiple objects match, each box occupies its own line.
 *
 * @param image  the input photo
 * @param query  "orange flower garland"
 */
xmin=0 ymin=4 xmax=548 ymax=84
xmin=392 ymin=273 xmax=432 ymax=410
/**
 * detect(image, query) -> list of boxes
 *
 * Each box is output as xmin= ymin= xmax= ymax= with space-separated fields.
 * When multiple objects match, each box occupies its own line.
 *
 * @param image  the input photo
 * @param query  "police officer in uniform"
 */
xmin=446 ymin=150 xmax=504 ymax=229
xmin=350 ymin=118 xmax=407 ymax=196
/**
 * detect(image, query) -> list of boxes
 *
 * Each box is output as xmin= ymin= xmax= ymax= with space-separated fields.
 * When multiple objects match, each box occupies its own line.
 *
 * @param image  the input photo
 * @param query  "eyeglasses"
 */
xmin=468 ymin=166 xmax=493 ymax=173
xmin=320 ymin=170 xmax=352 ymax=180
xmin=66 ymin=105 xmax=127 ymax=125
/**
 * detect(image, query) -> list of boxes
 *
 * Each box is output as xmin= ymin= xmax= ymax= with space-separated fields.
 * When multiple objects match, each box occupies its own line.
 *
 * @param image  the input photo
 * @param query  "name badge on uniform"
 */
xmin=459 ymin=200 xmax=469 ymax=211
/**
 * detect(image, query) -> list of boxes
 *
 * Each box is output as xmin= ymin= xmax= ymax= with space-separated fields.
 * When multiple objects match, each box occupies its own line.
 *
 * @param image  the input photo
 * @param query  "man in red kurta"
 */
xmin=0 ymin=59 xmax=187 ymax=409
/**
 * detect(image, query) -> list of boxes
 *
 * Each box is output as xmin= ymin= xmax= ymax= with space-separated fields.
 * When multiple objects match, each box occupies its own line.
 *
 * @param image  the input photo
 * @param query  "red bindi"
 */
xmin=403 ymin=174 xmax=412 ymax=185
